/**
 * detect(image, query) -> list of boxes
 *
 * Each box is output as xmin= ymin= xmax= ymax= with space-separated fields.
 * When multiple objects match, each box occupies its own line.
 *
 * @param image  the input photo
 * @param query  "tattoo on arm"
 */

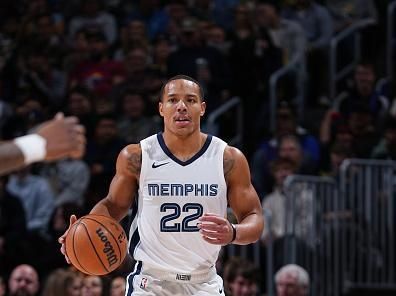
xmin=223 ymin=157 xmax=235 ymax=179
xmin=127 ymin=151 xmax=142 ymax=175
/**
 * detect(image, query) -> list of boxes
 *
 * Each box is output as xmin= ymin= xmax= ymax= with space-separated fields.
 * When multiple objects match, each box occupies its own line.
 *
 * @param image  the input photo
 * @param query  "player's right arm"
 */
xmin=59 ymin=144 xmax=141 ymax=262
xmin=90 ymin=144 xmax=141 ymax=221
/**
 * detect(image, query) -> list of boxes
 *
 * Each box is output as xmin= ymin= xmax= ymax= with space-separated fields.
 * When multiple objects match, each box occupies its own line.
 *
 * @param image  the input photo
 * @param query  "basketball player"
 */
xmin=59 ymin=75 xmax=264 ymax=295
xmin=0 ymin=113 xmax=85 ymax=176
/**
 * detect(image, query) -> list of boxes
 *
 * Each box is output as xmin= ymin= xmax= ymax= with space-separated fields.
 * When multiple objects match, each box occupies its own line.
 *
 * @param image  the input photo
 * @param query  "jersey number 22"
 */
xmin=160 ymin=203 xmax=203 ymax=232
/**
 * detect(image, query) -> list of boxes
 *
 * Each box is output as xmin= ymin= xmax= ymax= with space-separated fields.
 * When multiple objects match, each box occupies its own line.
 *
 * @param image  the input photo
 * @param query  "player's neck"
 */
xmin=162 ymin=131 xmax=207 ymax=161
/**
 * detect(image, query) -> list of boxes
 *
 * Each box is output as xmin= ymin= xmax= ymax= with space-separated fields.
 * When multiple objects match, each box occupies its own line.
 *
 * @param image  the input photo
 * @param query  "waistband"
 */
xmin=140 ymin=261 xmax=217 ymax=284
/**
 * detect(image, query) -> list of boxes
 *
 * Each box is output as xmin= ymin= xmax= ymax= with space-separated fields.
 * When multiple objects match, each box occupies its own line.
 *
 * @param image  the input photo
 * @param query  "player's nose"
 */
xmin=176 ymin=100 xmax=187 ymax=111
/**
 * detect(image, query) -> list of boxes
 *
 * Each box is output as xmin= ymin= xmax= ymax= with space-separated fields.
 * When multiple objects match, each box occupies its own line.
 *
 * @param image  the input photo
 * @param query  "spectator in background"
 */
xmin=66 ymin=86 xmax=96 ymax=138
xmin=275 ymin=264 xmax=309 ymax=296
xmin=68 ymin=0 xmax=117 ymax=45
xmin=117 ymin=90 xmax=161 ymax=144
xmin=123 ymin=0 xmax=168 ymax=41
xmin=255 ymin=0 xmax=306 ymax=65
xmin=110 ymin=276 xmax=126 ymax=296
xmin=346 ymin=103 xmax=380 ymax=158
xmin=207 ymin=24 xmax=229 ymax=55
xmin=334 ymin=62 xmax=389 ymax=125
xmin=389 ymin=80 xmax=396 ymax=118
xmin=228 ymin=3 xmax=272 ymax=156
xmin=261 ymin=158 xmax=314 ymax=250
xmin=8 ymin=264 xmax=40 ymax=296
xmin=283 ymin=0 xmax=333 ymax=51
xmin=325 ymin=0 xmax=377 ymax=33
xmin=2 ymin=97 xmax=47 ymax=139
xmin=164 ymin=0 xmax=189 ymax=40
xmin=325 ymin=142 xmax=354 ymax=178
xmin=151 ymin=35 xmax=172 ymax=76
xmin=278 ymin=134 xmax=318 ymax=175
xmin=223 ymin=257 xmax=260 ymax=296
xmin=63 ymin=29 xmax=90 ymax=73
xmin=252 ymin=102 xmax=320 ymax=195
xmin=38 ymin=158 xmax=90 ymax=207
xmin=81 ymin=275 xmax=104 ymax=296
xmin=34 ymin=12 xmax=64 ymax=48
xmin=84 ymin=114 xmax=126 ymax=209
xmin=167 ymin=17 xmax=230 ymax=112
xmin=371 ymin=116 xmax=396 ymax=160
xmin=261 ymin=158 xmax=297 ymax=243
xmin=114 ymin=19 xmax=149 ymax=60
xmin=68 ymin=28 xmax=125 ymax=97
xmin=42 ymin=268 xmax=82 ymax=296
xmin=6 ymin=166 xmax=55 ymax=236
xmin=0 ymin=176 xmax=27 ymax=278
xmin=29 ymin=203 xmax=84 ymax=276
xmin=112 ymin=46 xmax=164 ymax=108
xmin=283 ymin=0 xmax=333 ymax=105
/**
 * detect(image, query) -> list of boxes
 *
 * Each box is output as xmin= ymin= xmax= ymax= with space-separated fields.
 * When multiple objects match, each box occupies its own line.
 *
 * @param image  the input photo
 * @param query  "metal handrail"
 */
xmin=206 ymin=97 xmax=243 ymax=148
xmin=269 ymin=53 xmax=305 ymax=132
xmin=329 ymin=18 xmax=376 ymax=100
xmin=387 ymin=1 xmax=396 ymax=82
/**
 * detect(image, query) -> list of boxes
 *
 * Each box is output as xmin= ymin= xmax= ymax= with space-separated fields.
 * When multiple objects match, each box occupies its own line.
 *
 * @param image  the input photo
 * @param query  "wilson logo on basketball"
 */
xmin=96 ymin=228 xmax=118 ymax=266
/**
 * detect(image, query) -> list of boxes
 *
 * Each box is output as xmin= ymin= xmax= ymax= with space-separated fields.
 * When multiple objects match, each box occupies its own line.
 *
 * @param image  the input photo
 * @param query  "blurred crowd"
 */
xmin=0 ymin=0 xmax=394 ymax=295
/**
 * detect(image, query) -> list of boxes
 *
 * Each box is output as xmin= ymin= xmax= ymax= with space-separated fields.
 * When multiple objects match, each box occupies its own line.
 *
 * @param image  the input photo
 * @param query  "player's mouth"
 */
xmin=174 ymin=116 xmax=191 ymax=127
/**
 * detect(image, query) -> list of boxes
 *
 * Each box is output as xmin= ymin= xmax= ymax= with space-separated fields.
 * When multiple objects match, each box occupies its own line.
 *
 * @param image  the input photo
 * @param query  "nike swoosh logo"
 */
xmin=152 ymin=162 xmax=170 ymax=168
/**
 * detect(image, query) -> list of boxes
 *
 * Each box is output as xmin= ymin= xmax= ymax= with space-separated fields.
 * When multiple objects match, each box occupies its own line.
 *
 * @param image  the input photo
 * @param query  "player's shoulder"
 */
xmin=223 ymin=145 xmax=248 ymax=178
xmin=224 ymin=145 xmax=246 ymax=161
xmin=116 ymin=144 xmax=142 ymax=177
xmin=119 ymin=143 xmax=142 ymax=160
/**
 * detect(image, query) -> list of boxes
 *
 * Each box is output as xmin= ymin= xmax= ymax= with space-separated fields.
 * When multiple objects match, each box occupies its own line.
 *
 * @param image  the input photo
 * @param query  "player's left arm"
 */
xmin=198 ymin=146 xmax=264 ymax=245
xmin=225 ymin=146 xmax=264 ymax=244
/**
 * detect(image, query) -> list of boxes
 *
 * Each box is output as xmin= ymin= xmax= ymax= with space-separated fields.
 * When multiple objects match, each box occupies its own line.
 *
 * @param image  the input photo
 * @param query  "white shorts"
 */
xmin=125 ymin=261 xmax=225 ymax=296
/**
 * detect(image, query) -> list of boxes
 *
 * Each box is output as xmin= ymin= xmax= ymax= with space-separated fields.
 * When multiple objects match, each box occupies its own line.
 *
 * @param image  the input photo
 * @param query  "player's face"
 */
xmin=159 ymin=79 xmax=206 ymax=137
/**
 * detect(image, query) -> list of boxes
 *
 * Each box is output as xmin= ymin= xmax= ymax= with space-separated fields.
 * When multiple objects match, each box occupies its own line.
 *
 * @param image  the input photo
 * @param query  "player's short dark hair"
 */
xmin=159 ymin=75 xmax=204 ymax=102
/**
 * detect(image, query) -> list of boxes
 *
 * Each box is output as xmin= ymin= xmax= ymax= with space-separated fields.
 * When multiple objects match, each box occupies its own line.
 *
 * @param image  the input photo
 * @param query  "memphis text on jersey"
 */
xmin=147 ymin=183 xmax=218 ymax=197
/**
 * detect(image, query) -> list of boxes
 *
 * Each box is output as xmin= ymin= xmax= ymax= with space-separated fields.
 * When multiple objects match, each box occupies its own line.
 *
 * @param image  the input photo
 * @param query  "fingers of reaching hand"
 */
xmin=63 ymin=118 xmax=86 ymax=158
xmin=69 ymin=124 xmax=86 ymax=158
xmin=198 ymin=214 xmax=233 ymax=245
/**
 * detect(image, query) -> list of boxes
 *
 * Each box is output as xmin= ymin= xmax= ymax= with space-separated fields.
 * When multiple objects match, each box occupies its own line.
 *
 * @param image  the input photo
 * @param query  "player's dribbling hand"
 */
xmin=198 ymin=213 xmax=234 ymax=246
xmin=58 ymin=215 xmax=78 ymax=264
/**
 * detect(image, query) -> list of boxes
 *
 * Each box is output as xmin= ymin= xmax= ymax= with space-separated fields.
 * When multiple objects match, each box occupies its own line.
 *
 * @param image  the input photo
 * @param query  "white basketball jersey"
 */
xmin=129 ymin=133 xmax=228 ymax=273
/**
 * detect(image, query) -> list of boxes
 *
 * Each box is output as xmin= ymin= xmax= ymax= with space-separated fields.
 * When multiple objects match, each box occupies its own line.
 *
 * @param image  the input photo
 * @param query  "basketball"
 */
xmin=65 ymin=214 xmax=128 ymax=275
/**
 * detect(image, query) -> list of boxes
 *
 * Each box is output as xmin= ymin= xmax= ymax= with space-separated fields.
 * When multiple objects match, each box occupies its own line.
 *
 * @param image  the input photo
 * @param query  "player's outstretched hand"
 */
xmin=58 ymin=215 xmax=78 ymax=264
xmin=198 ymin=213 xmax=235 ymax=245
xmin=37 ymin=113 xmax=86 ymax=161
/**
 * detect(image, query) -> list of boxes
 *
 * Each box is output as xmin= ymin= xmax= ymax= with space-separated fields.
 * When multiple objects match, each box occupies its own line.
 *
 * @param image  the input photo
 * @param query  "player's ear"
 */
xmin=200 ymin=101 xmax=206 ymax=116
xmin=159 ymin=101 xmax=164 ymax=117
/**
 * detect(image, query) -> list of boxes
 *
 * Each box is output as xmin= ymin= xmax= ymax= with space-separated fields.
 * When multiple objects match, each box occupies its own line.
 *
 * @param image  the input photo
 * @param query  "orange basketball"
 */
xmin=65 ymin=214 xmax=128 ymax=275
